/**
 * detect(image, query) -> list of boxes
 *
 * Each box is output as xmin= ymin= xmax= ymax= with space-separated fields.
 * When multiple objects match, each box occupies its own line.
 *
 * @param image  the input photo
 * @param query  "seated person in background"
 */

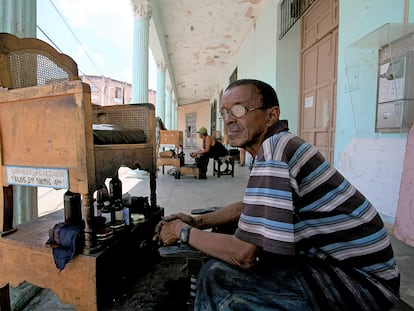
xmin=190 ymin=127 xmax=227 ymax=179
xmin=156 ymin=79 xmax=400 ymax=310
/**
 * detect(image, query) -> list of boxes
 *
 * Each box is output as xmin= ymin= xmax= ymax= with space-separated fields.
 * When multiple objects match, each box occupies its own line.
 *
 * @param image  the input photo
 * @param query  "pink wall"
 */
xmin=394 ymin=124 xmax=414 ymax=247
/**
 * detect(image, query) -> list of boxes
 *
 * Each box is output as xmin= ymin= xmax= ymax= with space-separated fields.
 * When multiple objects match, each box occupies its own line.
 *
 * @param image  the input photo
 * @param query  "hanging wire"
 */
xmin=36 ymin=25 xmax=64 ymax=54
xmin=48 ymin=0 xmax=103 ymax=76
xmin=37 ymin=14 xmax=107 ymax=102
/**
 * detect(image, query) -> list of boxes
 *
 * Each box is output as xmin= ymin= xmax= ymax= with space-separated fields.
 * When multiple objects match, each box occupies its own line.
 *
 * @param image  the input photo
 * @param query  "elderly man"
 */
xmin=157 ymin=79 xmax=400 ymax=310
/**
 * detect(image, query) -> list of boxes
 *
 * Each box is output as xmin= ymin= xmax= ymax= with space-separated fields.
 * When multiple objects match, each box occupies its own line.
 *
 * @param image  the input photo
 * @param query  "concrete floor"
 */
xmin=9 ymin=150 xmax=414 ymax=310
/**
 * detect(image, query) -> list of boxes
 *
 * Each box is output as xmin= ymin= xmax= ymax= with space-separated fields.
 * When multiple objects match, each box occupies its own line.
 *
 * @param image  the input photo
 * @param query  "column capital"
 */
xmin=130 ymin=0 xmax=152 ymax=20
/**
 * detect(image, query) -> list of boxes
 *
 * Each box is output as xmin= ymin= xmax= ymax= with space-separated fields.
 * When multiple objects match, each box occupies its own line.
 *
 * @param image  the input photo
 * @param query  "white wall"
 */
xmin=216 ymin=0 xmax=279 ymax=98
xmin=275 ymin=22 xmax=300 ymax=135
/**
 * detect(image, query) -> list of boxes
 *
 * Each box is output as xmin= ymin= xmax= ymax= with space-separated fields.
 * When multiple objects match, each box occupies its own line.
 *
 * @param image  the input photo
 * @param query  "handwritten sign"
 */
xmin=305 ymin=96 xmax=314 ymax=108
xmin=6 ymin=166 xmax=69 ymax=189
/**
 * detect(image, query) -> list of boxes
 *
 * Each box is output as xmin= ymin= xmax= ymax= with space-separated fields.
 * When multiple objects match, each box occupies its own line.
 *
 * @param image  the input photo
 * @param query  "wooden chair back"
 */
xmin=0 ymin=32 xmax=79 ymax=89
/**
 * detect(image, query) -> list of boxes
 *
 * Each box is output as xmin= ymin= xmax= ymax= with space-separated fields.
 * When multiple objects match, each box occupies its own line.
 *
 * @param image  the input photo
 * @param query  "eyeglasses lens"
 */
xmin=220 ymin=105 xmax=247 ymax=119
xmin=231 ymin=105 xmax=246 ymax=117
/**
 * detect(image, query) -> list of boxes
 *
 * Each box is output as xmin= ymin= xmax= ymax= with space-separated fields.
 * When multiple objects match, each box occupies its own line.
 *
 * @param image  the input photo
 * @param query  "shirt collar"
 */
xmin=264 ymin=119 xmax=289 ymax=140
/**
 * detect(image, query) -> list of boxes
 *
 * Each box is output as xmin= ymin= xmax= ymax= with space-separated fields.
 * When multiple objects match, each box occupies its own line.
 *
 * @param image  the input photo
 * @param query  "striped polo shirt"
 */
xmin=235 ymin=126 xmax=400 ymax=303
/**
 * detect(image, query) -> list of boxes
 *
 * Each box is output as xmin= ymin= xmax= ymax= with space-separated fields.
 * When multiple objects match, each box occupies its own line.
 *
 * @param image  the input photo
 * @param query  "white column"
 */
xmin=131 ymin=0 xmax=151 ymax=103
xmin=0 ymin=0 xmax=36 ymax=37
xmin=171 ymin=100 xmax=176 ymax=129
xmin=156 ymin=62 xmax=166 ymax=121
xmin=165 ymin=86 xmax=172 ymax=129
xmin=175 ymin=101 xmax=179 ymax=129
xmin=0 ymin=0 xmax=37 ymax=225
xmin=173 ymin=100 xmax=178 ymax=129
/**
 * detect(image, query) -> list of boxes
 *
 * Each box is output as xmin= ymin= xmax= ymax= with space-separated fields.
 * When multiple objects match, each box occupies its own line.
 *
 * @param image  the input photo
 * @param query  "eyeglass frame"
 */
xmin=219 ymin=104 xmax=267 ymax=119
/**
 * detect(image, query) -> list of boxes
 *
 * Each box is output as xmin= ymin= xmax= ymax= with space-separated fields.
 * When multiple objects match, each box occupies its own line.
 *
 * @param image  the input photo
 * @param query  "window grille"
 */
xmin=279 ymin=0 xmax=317 ymax=39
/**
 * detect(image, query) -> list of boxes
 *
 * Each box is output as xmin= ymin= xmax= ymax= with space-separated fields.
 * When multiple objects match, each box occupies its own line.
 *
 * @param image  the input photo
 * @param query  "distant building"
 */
xmin=80 ymin=75 xmax=156 ymax=107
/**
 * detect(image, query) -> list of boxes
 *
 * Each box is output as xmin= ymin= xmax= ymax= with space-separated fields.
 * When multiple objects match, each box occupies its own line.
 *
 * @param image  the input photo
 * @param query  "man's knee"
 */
xmin=197 ymin=259 xmax=230 ymax=288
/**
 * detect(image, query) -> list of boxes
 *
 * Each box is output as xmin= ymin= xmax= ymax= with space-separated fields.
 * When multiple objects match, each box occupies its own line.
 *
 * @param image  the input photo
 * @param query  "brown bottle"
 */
xmin=64 ymin=190 xmax=82 ymax=226
xmin=109 ymin=172 xmax=122 ymax=204
xmin=109 ymin=173 xmax=123 ymax=222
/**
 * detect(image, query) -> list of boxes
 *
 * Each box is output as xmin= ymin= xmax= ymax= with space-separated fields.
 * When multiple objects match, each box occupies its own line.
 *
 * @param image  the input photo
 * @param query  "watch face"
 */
xmin=180 ymin=226 xmax=191 ymax=244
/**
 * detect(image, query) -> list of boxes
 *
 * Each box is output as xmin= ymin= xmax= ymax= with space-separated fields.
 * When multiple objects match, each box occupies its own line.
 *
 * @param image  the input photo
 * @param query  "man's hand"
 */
xmin=164 ymin=213 xmax=196 ymax=226
xmin=153 ymin=213 xmax=195 ymax=245
xmin=153 ymin=218 xmax=186 ymax=246
xmin=158 ymin=220 xmax=186 ymax=245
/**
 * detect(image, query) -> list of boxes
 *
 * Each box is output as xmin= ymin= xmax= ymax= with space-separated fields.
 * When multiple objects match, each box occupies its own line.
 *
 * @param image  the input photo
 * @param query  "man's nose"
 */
xmin=223 ymin=113 xmax=236 ymax=123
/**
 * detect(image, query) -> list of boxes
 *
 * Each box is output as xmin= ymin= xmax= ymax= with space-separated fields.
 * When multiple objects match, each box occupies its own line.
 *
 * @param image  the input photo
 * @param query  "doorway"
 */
xmin=185 ymin=112 xmax=197 ymax=147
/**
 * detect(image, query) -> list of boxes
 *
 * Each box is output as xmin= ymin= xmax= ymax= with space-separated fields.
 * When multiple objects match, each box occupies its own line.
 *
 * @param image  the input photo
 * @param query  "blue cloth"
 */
xmin=48 ymin=223 xmax=83 ymax=270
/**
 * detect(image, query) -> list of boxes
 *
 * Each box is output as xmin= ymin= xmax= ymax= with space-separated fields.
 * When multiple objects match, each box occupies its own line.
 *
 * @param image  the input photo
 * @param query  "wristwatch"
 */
xmin=180 ymin=226 xmax=192 ymax=244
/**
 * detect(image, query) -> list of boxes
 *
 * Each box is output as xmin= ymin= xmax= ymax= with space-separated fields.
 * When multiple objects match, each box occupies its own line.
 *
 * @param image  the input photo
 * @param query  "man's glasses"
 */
xmin=220 ymin=104 xmax=265 ymax=119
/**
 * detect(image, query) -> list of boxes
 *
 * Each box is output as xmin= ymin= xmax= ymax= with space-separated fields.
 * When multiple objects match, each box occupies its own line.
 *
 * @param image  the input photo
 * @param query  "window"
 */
xmin=279 ymin=0 xmax=317 ymax=39
xmin=90 ymin=83 xmax=99 ymax=92
xmin=115 ymin=87 xmax=123 ymax=99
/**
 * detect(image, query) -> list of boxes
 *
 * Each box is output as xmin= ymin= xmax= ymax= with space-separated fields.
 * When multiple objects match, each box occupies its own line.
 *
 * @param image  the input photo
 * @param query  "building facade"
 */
xmin=81 ymin=75 xmax=156 ymax=107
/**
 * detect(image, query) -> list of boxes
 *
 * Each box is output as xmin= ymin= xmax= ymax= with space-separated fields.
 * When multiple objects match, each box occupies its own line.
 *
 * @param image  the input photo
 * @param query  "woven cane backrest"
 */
xmin=0 ymin=33 xmax=79 ymax=89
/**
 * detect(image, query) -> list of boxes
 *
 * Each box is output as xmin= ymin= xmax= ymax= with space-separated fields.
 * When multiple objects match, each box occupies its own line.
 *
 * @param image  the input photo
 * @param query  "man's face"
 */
xmin=220 ymin=84 xmax=279 ymax=151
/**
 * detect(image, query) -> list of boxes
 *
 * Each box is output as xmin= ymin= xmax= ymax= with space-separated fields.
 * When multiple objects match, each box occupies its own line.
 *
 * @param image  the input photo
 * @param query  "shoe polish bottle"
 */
xmin=96 ymin=184 xmax=110 ymax=217
xmin=64 ymin=190 xmax=82 ymax=226
xmin=109 ymin=172 xmax=124 ymax=223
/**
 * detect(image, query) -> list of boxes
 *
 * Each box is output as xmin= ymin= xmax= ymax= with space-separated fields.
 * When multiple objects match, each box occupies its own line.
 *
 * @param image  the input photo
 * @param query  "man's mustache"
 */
xmin=227 ymin=124 xmax=242 ymax=132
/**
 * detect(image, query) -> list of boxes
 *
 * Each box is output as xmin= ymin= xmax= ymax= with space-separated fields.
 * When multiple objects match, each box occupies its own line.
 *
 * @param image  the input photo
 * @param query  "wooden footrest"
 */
xmin=180 ymin=165 xmax=199 ymax=177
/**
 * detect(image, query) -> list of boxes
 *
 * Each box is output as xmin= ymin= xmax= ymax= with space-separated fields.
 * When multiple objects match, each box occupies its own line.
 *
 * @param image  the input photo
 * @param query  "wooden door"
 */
xmin=185 ymin=112 xmax=197 ymax=147
xmin=300 ymin=0 xmax=338 ymax=163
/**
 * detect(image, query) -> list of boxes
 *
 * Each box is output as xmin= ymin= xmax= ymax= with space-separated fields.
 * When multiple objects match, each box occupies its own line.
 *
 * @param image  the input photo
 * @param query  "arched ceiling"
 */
xmin=148 ymin=0 xmax=271 ymax=105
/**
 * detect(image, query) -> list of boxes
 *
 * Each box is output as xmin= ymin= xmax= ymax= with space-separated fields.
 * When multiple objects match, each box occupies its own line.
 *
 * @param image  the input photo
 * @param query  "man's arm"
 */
xmin=189 ymin=227 xmax=259 ymax=269
xmin=194 ymin=201 xmax=243 ymax=229
xmin=159 ymin=201 xmax=258 ymax=269
xmin=163 ymin=201 xmax=243 ymax=230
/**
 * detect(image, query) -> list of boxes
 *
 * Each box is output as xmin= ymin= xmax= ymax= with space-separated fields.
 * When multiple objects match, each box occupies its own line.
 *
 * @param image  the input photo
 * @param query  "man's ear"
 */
xmin=266 ymin=106 xmax=280 ymax=125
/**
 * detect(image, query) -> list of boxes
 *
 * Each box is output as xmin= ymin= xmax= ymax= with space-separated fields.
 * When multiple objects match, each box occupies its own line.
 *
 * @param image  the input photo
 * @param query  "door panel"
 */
xmin=316 ymin=35 xmax=332 ymax=86
xmin=303 ymin=49 xmax=317 ymax=90
xmin=302 ymin=0 xmax=338 ymax=49
xmin=300 ymin=0 xmax=338 ymax=163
